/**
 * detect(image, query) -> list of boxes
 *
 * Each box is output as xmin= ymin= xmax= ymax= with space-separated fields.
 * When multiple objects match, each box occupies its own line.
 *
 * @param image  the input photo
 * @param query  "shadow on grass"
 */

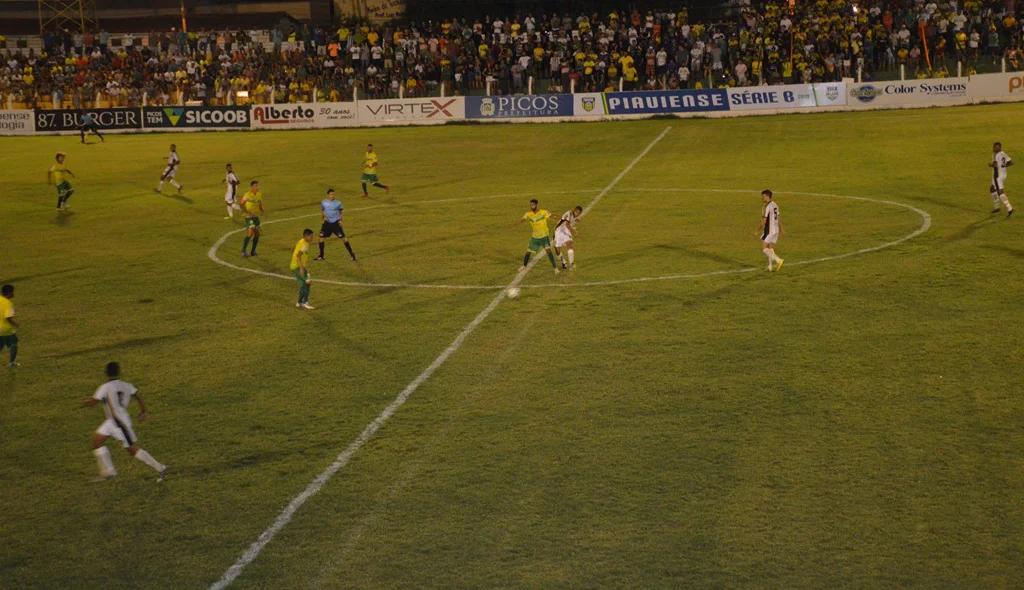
xmin=979 ymin=244 xmax=1024 ymax=259
xmin=42 ymin=333 xmax=188 ymax=360
xmin=153 ymin=190 xmax=194 ymax=205
xmin=3 ymin=266 xmax=89 ymax=284
xmin=53 ymin=211 xmax=75 ymax=226
xmin=652 ymin=243 xmax=748 ymax=268
xmin=946 ymin=216 xmax=998 ymax=242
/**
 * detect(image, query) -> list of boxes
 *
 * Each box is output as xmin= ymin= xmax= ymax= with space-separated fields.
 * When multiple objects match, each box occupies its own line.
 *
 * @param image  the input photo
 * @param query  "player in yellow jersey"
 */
xmin=48 ymin=152 xmax=76 ymax=210
xmin=0 ymin=284 xmax=19 ymax=368
xmin=361 ymin=143 xmax=390 ymax=198
xmin=514 ymin=199 xmax=561 ymax=274
xmin=291 ymin=229 xmax=315 ymax=309
xmin=239 ymin=180 xmax=264 ymax=258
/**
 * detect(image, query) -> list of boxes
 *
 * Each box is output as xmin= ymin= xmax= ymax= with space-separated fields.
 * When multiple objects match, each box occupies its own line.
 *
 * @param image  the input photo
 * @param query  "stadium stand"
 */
xmin=0 ymin=0 xmax=1021 ymax=109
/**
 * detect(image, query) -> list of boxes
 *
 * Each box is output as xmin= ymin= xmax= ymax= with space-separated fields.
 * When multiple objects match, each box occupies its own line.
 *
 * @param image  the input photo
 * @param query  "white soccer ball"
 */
xmin=506 ymin=287 xmax=521 ymax=299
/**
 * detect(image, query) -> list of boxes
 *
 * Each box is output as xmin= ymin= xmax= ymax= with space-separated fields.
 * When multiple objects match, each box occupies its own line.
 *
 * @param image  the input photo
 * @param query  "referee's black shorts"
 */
xmin=320 ymin=221 xmax=345 ymax=238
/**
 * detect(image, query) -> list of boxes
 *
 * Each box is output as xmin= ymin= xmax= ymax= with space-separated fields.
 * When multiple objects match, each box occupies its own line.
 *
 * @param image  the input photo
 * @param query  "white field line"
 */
xmin=522 ymin=188 xmax=933 ymax=288
xmin=210 ymin=187 xmax=931 ymax=290
xmin=206 ymin=190 xmax=600 ymax=290
xmin=207 ymin=126 xmax=672 ymax=590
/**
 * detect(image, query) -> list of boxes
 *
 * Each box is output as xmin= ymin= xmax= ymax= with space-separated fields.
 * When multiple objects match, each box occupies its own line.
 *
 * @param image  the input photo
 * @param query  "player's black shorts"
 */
xmin=82 ymin=123 xmax=99 ymax=133
xmin=320 ymin=221 xmax=345 ymax=238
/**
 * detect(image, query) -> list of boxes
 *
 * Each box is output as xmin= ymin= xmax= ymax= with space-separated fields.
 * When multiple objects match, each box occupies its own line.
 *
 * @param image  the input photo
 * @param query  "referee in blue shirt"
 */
xmin=79 ymin=112 xmax=104 ymax=144
xmin=315 ymin=189 xmax=356 ymax=261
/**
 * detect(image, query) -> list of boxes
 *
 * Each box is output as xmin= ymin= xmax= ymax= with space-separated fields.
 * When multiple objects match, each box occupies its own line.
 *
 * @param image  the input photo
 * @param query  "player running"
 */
xmin=361 ymin=143 xmax=390 ymax=198
xmin=240 ymin=180 xmax=264 ymax=257
xmin=82 ymin=362 xmax=168 ymax=482
xmin=79 ymin=112 xmax=104 ymax=144
xmin=155 ymin=144 xmax=182 ymax=194
xmin=0 ymin=284 xmax=19 ymax=369
xmin=990 ymin=142 xmax=1014 ymax=218
xmin=515 ymin=199 xmax=561 ymax=274
xmin=314 ymin=189 xmax=357 ymax=261
xmin=292 ymin=229 xmax=315 ymax=309
xmin=48 ymin=151 xmax=76 ymax=211
xmin=223 ymin=163 xmax=242 ymax=219
xmin=756 ymin=189 xmax=784 ymax=272
xmin=554 ymin=206 xmax=583 ymax=270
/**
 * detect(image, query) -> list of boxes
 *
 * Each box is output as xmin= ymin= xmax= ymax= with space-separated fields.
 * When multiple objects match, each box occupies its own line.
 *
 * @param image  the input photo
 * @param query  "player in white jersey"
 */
xmin=756 ymin=189 xmax=784 ymax=271
xmin=554 ymin=205 xmax=583 ymax=270
xmin=989 ymin=142 xmax=1014 ymax=218
xmin=223 ymin=163 xmax=242 ymax=219
xmin=82 ymin=362 xmax=167 ymax=482
xmin=155 ymin=144 xmax=182 ymax=194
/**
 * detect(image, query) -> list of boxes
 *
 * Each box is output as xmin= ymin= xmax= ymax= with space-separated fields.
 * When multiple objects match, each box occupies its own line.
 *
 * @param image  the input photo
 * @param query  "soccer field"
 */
xmin=1 ymin=104 xmax=1023 ymax=589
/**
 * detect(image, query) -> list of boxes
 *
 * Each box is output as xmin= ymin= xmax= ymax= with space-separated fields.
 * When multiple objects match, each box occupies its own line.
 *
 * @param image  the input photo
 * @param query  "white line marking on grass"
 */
xmin=520 ymin=188 xmax=932 ymax=288
xmin=210 ymin=187 xmax=931 ymax=291
xmin=207 ymin=127 xmax=672 ymax=590
xmin=206 ymin=190 xmax=600 ymax=290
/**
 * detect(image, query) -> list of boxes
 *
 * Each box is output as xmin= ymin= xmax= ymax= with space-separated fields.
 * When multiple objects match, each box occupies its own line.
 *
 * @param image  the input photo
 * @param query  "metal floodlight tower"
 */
xmin=39 ymin=0 xmax=98 ymax=35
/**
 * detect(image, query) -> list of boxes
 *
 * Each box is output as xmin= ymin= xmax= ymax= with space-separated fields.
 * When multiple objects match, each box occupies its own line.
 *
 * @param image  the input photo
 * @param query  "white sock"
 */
xmin=992 ymin=191 xmax=1001 ymax=207
xmin=170 ymin=180 xmax=181 ymax=189
xmin=568 ymin=249 xmax=574 ymax=265
xmin=134 ymin=449 xmax=165 ymax=472
xmin=156 ymin=181 xmax=164 ymax=191
xmin=227 ymin=205 xmax=234 ymax=217
xmin=1000 ymin=193 xmax=1013 ymax=211
xmin=762 ymin=248 xmax=773 ymax=264
xmin=94 ymin=446 xmax=117 ymax=476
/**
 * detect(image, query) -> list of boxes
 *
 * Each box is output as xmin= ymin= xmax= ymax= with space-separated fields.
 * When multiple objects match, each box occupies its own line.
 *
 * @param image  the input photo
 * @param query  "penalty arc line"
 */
xmin=207 ymin=126 xmax=672 ymax=590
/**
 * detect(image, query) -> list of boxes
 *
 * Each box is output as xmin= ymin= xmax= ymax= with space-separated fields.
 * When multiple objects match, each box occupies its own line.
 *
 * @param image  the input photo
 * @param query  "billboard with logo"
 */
xmin=252 ymin=103 xmax=358 ymax=129
xmin=0 ymin=110 xmax=35 ymax=135
xmin=813 ymin=82 xmax=847 ymax=107
xmin=847 ymin=80 xmax=969 ymax=107
xmin=968 ymin=72 xmax=1024 ymax=102
xmin=143 ymin=106 xmax=250 ymax=129
xmin=602 ymin=89 xmax=729 ymax=115
xmin=357 ymin=97 xmax=464 ymax=123
xmin=465 ymin=95 xmax=573 ymax=119
xmin=35 ymin=108 xmax=142 ymax=132
xmin=573 ymin=93 xmax=607 ymax=116
xmin=727 ymin=85 xmax=817 ymax=111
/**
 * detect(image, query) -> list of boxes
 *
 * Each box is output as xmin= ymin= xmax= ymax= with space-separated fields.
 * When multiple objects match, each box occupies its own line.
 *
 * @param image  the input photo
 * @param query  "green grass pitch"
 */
xmin=1 ymin=104 xmax=1023 ymax=589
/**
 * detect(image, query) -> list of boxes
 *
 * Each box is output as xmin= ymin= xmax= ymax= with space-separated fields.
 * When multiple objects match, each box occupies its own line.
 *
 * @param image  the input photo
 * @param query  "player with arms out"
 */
xmin=223 ymin=163 xmax=242 ymax=219
xmin=292 ymin=229 xmax=316 ymax=309
xmin=514 ymin=199 xmax=561 ymax=274
xmin=240 ymin=180 xmax=264 ymax=257
xmin=79 ymin=112 xmax=104 ymax=144
xmin=156 ymin=144 xmax=183 ymax=194
xmin=0 ymin=284 xmax=19 ymax=368
xmin=314 ymin=189 xmax=357 ymax=261
xmin=82 ymin=362 xmax=167 ymax=482
xmin=554 ymin=206 xmax=583 ymax=270
xmin=361 ymin=143 xmax=390 ymax=198
xmin=48 ymin=152 xmax=76 ymax=211
xmin=990 ymin=141 xmax=1014 ymax=218
xmin=756 ymin=189 xmax=784 ymax=272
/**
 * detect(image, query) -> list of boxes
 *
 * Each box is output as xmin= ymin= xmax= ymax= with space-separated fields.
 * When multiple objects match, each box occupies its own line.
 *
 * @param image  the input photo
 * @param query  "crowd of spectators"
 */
xmin=1 ymin=0 xmax=1022 ymax=109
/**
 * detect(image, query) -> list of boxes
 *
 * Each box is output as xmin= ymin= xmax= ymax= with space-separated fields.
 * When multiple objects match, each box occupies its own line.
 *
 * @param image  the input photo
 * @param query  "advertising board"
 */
xmin=465 ymin=95 xmax=573 ymax=119
xmin=357 ymin=97 xmax=463 ymax=123
xmin=35 ymin=108 xmax=141 ymax=132
xmin=252 ymin=103 xmax=358 ymax=129
xmin=847 ymin=80 xmax=969 ymax=107
xmin=0 ymin=110 xmax=34 ymax=135
xmin=143 ymin=106 xmax=250 ymax=129
xmin=602 ymin=90 xmax=730 ymax=115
